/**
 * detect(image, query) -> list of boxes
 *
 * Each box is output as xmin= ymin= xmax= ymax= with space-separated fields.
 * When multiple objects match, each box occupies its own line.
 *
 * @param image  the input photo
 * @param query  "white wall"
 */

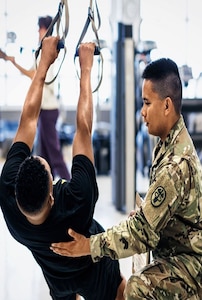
xmin=1 ymin=0 xmax=202 ymax=107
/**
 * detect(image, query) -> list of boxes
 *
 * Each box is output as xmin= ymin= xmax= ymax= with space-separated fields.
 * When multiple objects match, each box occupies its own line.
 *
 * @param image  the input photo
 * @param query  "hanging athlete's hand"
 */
xmin=78 ymin=42 xmax=95 ymax=71
xmin=40 ymin=36 xmax=60 ymax=68
xmin=50 ymin=228 xmax=91 ymax=257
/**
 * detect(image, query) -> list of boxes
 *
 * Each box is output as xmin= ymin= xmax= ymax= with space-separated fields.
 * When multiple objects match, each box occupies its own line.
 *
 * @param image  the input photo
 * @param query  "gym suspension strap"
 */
xmin=35 ymin=0 xmax=69 ymax=85
xmin=74 ymin=0 xmax=103 ymax=93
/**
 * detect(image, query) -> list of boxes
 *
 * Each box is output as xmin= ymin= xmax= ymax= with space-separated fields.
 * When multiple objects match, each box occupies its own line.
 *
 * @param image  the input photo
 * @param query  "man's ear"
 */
xmin=165 ymin=97 xmax=172 ymax=110
xmin=165 ymin=98 xmax=168 ymax=110
xmin=49 ymin=194 xmax=54 ymax=207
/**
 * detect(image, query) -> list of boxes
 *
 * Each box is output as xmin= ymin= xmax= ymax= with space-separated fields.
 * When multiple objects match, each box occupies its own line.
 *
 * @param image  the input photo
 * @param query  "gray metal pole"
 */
xmin=111 ymin=23 xmax=135 ymax=213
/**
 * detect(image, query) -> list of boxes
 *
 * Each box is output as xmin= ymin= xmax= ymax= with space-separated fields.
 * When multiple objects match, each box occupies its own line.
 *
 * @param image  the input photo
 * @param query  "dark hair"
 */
xmin=15 ymin=156 xmax=49 ymax=214
xmin=142 ymin=58 xmax=182 ymax=114
xmin=38 ymin=15 xmax=53 ymax=35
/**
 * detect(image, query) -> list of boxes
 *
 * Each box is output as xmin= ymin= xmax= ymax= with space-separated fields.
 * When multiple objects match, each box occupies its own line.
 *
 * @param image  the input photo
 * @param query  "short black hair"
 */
xmin=142 ymin=58 xmax=182 ymax=114
xmin=38 ymin=15 xmax=53 ymax=35
xmin=15 ymin=156 xmax=49 ymax=214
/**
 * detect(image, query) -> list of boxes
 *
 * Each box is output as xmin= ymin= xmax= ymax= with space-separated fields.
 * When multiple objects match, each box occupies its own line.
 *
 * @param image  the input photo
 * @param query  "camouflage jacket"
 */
xmin=90 ymin=116 xmax=202 ymax=286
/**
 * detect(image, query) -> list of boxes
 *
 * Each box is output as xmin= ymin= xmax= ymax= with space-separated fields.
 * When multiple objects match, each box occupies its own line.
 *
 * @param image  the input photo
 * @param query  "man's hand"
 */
xmin=50 ymin=229 xmax=91 ymax=257
xmin=3 ymin=54 xmax=15 ymax=63
xmin=79 ymin=42 xmax=95 ymax=71
xmin=0 ymin=49 xmax=16 ymax=63
xmin=39 ymin=36 xmax=60 ymax=70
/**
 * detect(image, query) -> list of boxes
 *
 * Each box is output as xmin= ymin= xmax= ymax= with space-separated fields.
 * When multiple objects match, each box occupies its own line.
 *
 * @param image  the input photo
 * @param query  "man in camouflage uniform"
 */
xmin=51 ymin=58 xmax=202 ymax=299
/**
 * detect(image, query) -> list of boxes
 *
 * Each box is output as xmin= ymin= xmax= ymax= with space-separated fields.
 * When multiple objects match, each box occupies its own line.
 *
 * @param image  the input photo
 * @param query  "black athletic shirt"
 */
xmin=0 ymin=142 xmax=122 ymax=300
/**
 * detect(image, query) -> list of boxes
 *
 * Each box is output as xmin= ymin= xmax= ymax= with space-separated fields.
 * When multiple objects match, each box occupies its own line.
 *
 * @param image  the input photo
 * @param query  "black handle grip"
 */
xmin=57 ymin=39 xmax=65 ymax=50
xmin=75 ymin=45 xmax=100 ymax=57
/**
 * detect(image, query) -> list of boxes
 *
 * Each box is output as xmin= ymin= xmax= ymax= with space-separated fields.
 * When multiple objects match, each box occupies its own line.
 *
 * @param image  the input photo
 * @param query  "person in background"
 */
xmin=0 ymin=38 xmax=126 ymax=300
xmin=51 ymin=57 xmax=202 ymax=299
xmin=4 ymin=15 xmax=70 ymax=180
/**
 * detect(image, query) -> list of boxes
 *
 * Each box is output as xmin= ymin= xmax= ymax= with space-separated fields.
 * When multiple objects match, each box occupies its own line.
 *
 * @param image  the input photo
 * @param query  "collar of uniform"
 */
xmin=153 ymin=115 xmax=184 ymax=160
xmin=164 ymin=115 xmax=184 ymax=148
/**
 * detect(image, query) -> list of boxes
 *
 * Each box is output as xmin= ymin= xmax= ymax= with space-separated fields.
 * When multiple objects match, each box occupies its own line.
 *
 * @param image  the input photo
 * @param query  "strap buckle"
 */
xmin=88 ymin=7 xmax=94 ymax=20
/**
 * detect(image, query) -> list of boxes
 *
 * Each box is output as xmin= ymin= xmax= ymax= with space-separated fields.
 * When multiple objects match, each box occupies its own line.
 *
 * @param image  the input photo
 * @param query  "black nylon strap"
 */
xmin=35 ymin=0 xmax=69 ymax=85
xmin=74 ymin=0 xmax=103 ymax=93
xmin=74 ymin=2 xmax=101 ymax=55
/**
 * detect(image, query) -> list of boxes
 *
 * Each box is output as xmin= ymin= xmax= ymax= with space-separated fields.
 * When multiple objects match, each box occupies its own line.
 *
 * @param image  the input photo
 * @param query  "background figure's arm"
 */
xmin=4 ymin=54 xmax=35 ymax=79
xmin=72 ymin=43 xmax=95 ymax=164
xmin=14 ymin=36 xmax=59 ymax=150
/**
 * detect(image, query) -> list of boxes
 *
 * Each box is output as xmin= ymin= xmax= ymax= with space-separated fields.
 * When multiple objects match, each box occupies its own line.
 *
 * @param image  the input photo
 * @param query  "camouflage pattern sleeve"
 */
xmin=142 ymin=157 xmax=190 ymax=232
xmin=90 ymin=209 xmax=160 ymax=262
xmin=90 ymin=157 xmax=191 ymax=263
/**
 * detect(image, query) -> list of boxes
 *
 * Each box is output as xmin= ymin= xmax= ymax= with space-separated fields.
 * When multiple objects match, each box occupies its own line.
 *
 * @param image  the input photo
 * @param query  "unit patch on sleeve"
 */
xmin=151 ymin=186 xmax=166 ymax=207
